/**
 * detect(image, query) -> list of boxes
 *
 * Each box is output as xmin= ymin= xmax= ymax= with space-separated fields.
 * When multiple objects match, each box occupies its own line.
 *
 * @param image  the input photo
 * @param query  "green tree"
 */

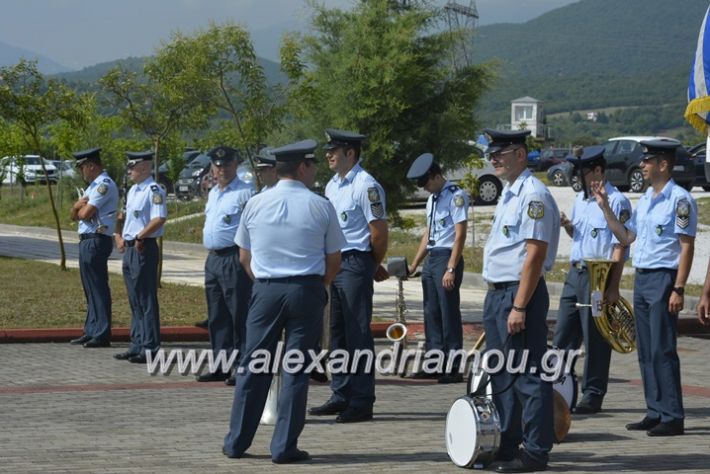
xmin=280 ymin=0 xmax=491 ymax=209
xmin=158 ymin=22 xmax=285 ymax=189
xmin=0 ymin=59 xmax=87 ymax=270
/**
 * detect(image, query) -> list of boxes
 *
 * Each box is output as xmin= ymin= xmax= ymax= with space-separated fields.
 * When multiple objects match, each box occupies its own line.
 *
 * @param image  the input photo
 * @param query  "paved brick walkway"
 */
xmin=1 ymin=335 xmax=708 ymax=473
xmin=1 ymin=223 xmax=709 ymax=473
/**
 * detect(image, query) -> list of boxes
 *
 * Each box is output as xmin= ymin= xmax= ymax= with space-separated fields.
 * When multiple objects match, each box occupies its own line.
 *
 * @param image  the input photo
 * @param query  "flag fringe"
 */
xmin=684 ymin=96 xmax=710 ymax=134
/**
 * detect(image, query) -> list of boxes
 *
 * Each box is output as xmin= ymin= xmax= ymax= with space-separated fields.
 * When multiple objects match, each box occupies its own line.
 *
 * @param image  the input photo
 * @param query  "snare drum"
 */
xmin=547 ymin=350 xmax=579 ymax=411
xmin=445 ymin=395 xmax=501 ymax=468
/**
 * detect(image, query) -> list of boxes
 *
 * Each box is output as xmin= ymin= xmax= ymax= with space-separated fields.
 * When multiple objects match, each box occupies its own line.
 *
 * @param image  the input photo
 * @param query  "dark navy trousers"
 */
xmin=122 ymin=240 xmax=161 ymax=354
xmin=204 ymin=248 xmax=252 ymax=371
xmin=329 ymin=251 xmax=376 ymax=409
xmin=483 ymin=278 xmax=553 ymax=465
xmin=78 ymin=234 xmax=113 ymax=341
xmin=633 ymin=268 xmax=684 ymax=422
xmin=553 ymin=266 xmax=611 ymax=401
xmin=224 ymin=276 xmax=325 ymax=461
xmin=421 ymin=249 xmax=464 ymax=364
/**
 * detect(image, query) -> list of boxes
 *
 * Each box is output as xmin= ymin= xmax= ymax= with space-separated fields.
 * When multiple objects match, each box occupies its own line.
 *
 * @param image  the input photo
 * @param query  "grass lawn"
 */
xmin=0 ymin=256 xmax=206 ymax=329
xmin=0 ymin=183 xmax=206 ymax=231
xmin=698 ymin=196 xmax=710 ymax=226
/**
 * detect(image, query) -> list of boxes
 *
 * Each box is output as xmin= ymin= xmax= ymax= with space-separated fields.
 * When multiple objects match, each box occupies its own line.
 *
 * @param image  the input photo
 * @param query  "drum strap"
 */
xmin=470 ymin=332 xmax=524 ymax=397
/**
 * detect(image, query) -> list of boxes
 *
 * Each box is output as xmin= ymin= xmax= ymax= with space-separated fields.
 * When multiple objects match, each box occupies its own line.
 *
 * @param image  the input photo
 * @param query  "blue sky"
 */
xmin=0 ymin=0 xmax=578 ymax=70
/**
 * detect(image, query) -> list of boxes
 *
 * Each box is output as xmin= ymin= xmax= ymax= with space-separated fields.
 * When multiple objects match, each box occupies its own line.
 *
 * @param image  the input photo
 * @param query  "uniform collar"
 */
xmin=434 ymin=180 xmax=455 ymax=198
xmin=275 ymin=179 xmax=307 ymax=191
xmin=507 ymin=168 xmax=532 ymax=197
xmin=214 ymin=176 xmax=243 ymax=194
xmin=90 ymin=170 xmax=108 ymax=187
xmin=333 ymin=162 xmax=362 ymax=184
xmin=645 ymin=178 xmax=674 ymax=200
xmin=135 ymin=176 xmax=156 ymax=191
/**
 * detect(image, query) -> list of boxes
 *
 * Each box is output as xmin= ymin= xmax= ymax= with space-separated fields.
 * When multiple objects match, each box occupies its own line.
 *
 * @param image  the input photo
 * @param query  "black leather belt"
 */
xmin=487 ymin=281 xmax=520 ymax=290
xmin=571 ymin=261 xmax=587 ymax=270
xmin=636 ymin=267 xmax=674 ymax=274
xmin=342 ymin=249 xmax=371 ymax=258
xmin=80 ymin=233 xmax=110 ymax=241
xmin=125 ymin=238 xmax=156 ymax=247
xmin=428 ymin=248 xmax=452 ymax=257
xmin=211 ymin=245 xmax=239 ymax=256
xmin=257 ymin=275 xmax=322 ymax=284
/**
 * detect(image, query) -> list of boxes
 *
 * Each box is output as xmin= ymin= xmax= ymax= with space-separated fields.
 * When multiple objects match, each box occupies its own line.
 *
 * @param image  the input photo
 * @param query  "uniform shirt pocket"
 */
xmin=650 ymin=214 xmax=673 ymax=240
xmin=500 ymin=212 xmax=522 ymax=241
xmin=434 ymin=208 xmax=452 ymax=229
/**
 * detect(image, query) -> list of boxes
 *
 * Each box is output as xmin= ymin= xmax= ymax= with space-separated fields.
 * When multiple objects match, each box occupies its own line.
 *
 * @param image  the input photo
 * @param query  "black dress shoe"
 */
xmin=626 ymin=416 xmax=661 ymax=431
xmin=224 ymin=375 xmax=236 ymax=386
xmin=308 ymin=399 xmax=348 ymax=416
xmin=495 ymin=457 xmax=547 ymax=473
xmin=222 ymin=446 xmax=240 ymax=459
xmin=194 ymin=319 xmax=209 ymax=329
xmin=437 ymin=373 xmax=464 ymax=384
xmin=70 ymin=335 xmax=91 ymax=345
xmin=196 ymin=372 xmax=230 ymax=382
xmin=573 ymin=399 xmax=602 ymax=414
xmin=309 ymin=370 xmax=329 ymax=383
xmin=335 ymin=406 xmax=373 ymax=423
xmin=407 ymin=370 xmax=439 ymax=380
xmin=83 ymin=338 xmax=111 ymax=348
xmin=272 ymin=449 xmax=310 ymax=464
xmin=128 ymin=352 xmax=157 ymax=364
xmin=647 ymin=419 xmax=684 ymax=437
xmin=113 ymin=351 xmax=138 ymax=360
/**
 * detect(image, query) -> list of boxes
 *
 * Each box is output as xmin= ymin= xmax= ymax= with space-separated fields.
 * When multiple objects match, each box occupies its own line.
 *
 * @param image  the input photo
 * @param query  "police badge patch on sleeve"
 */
xmin=152 ymin=192 xmax=164 ymax=205
xmin=371 ymin=202 xmax=384 ymax=218
xmin=367 ymin=187 xmax=381 ymax=203
xmin=527 ymin=201 xmax=544 ymax=220
xmin=454 ymin=194 xmax=465 ymax=207
xmin=97 ymin=183 xmax=108 ymax=195
xmin=676 ymin=199 xmax=690 ymax=229
xmin=619 ymin=208 xmax=630 ymax=224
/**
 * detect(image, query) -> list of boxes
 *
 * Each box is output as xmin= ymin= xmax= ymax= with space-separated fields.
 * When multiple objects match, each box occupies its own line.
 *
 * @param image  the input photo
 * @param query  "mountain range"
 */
xmin=1 ymin=0 xmax=708 ymax=130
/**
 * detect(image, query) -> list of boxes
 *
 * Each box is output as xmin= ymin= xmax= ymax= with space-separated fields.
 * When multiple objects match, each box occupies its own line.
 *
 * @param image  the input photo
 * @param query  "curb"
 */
xmin=2 ymin=318 xmax=706 ymax=343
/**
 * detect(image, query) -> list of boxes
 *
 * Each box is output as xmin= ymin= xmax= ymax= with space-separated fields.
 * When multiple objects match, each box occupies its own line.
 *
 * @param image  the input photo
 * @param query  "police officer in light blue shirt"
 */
xmin=308 ymin=129 xmax=389 ymax=423
xmin=69 ymin=147 xmax=119 ymax=348
xmin=481 ymin=128 xmax=559 ymax=473
xmin=113 ymin=151 xmax=168 ymax=364
xmin=405 ymin=153 xmax=469 ymax=383
xmin=592 ymin=139 xmax=696 ymax=437
xmin=196 ymin=146 xmax=255 ymax=383
xmin=224 ymin=139 xmax=346 ymax=464
xmin=554 ymin=146 xmax=631 ymax=415
xmin=254 ymin=147 xmax=278 ymax=191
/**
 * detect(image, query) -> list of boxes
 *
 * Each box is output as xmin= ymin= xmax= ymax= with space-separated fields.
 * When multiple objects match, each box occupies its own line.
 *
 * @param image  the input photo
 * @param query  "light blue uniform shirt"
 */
xmin=78 ymin=171 xmax=119 ymax=235
xmin=325 ymin=163 xmax=386 ymax=252
xmin=236 ymin=180 xmax=347 ymax=279
xmin=425 ymin=181 xmax=470 ymax=249
xmin=483 ymin=169 xmax=560 ymax=283
xmin=202 ymin=177 xmax=254 ymax=250
xmin=625 ymin=179 xmax=697 ymax=269
xmin=122 ymin=177 xmax=168 ymax=240
xmin=570 ymin=181 xmax=631 ymax=262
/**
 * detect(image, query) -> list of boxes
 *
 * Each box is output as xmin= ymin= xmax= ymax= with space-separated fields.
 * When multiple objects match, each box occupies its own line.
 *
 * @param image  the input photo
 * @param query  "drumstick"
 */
xmin=467 ymin=331 xmax=486 ymax=357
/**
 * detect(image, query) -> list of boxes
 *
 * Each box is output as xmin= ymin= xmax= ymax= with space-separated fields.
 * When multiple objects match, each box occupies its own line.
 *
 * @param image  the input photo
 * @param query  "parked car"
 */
xmin=547 ymin=161 xmax=582 ymax=192
xmin=602 ymin=136 xmax=695 ymax=192
xmin=49 ymin=160 xmax=77 ymax=180
xmin=175 ymin=152 xmax=212 ymax=200
xmin=157 ymin=150 xmax=201 ymax=194
xmin=1 ymin=155 xmax=58 ymax=184
xmin=527 ymin=150 xmax=541 ymax=169
xmin=687 ymin=142 xmax=710 ymax=191
xmin=537 ymin=148 xmax=571 ymax=171
xmin=409 ymin=158 xmax=503 ymax=206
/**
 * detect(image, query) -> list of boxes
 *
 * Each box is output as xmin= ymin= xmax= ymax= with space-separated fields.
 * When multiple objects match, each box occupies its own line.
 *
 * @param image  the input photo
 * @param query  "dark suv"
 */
xmin=537 ymin=148 xmax=571 ymax=171
xmin=602 ymin=137 xmax=695 ymax=192
xmin=175 ymin=152 xmax=212 ymax=200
